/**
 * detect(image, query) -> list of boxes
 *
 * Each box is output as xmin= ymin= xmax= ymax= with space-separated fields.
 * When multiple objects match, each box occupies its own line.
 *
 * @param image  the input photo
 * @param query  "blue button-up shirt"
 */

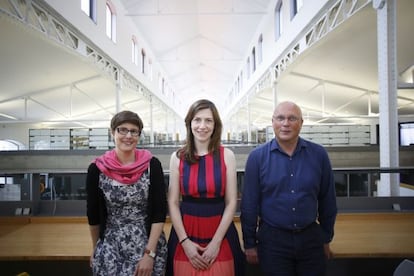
xmin=240 ymin=138 xmax=337 ymax=249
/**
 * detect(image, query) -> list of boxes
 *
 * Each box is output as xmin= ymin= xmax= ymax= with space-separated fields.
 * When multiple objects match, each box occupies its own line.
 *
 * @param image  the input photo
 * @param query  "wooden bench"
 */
xmin=330 ymin=212 xmax=414 ymax=258
xmin=0 ymin=213 xmax=413 ymax=260
xmin=0 ymin=216 xmax=91 ymax=260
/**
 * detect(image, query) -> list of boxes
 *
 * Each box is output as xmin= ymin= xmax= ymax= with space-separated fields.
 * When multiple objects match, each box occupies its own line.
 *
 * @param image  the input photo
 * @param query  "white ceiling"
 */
xmin=0 ymin=0 xmax=413 ymax=133
xmin=121 ymin=0 xmax=271 ymax=108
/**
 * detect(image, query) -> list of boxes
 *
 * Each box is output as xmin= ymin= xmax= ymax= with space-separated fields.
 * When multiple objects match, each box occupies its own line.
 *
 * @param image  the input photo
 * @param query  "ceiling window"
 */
xmin=131 ymin=36 xmax=138 ymax=65
xmin=106 ymin=1 xmax=117 ymax=43
xmin=274 ymin=1 xmax=283 ymax=41
xmin=81 ymin=0 xmax=97 ymax=22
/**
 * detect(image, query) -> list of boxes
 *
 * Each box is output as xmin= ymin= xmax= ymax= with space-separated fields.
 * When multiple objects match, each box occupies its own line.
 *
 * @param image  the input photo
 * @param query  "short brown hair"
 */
xmin=110 ymin=110 xmax=143 ymax=134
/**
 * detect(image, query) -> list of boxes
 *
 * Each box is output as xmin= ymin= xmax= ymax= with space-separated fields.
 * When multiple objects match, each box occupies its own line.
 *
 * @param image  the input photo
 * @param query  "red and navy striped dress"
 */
xmin=167 ymin=146 xmax=245 ymax=275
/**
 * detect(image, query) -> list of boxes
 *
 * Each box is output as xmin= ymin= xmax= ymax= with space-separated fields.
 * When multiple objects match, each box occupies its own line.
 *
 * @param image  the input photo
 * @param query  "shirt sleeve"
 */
xmin=317 ymin=148 xmax=338 ymax=243
xmin=149 ymin=157 xmax=167 ymax=223
xmin=240 ymin=148 xmax=261 ymax=249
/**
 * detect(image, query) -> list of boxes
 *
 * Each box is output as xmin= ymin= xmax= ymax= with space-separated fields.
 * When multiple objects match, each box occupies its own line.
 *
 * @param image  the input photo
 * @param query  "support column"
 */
xmin=272 ymin=81 xmax=278 ymax=108
xmin=247 ymin=98 xmax=251 ymax=144
xmin=149 ymin=96 xmax=154 ymax=145
xmin=374 ymin=0 xmax=399 ymax=196
xmin=115 ymin=71 xmax=122 ymax=113
xmin=266 ymin=81 xmax=278 ymax=142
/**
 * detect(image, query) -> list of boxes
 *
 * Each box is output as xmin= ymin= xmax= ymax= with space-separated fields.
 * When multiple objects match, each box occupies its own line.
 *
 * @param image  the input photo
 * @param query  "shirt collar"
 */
xmin=270 ymin=136 xmax=308 ymax=154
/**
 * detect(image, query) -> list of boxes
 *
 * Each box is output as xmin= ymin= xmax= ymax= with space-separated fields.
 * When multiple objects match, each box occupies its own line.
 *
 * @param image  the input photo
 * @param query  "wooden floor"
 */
xmin=0 ymin=213 xmax=414 ymax=261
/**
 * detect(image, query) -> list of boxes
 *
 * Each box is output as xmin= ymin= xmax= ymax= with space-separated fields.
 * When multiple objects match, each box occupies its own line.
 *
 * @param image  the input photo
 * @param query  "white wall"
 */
xmin=44 ymin=0 xmax=176 ymax=109
xmin=0 ymin=123 xmax=35 ymax=147
xmin=231 ymin=0 xmax=329 ymax=106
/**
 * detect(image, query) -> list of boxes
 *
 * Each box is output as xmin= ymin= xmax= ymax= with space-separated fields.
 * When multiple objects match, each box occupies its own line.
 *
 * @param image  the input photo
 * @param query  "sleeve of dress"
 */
xmin=149 ymin=157 xmax=167 ymax=223
xmin=86 ymin=162 xmax=101 ymax=226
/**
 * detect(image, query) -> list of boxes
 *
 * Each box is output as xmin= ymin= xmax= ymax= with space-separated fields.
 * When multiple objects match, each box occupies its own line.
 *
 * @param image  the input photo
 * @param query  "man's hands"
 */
xmin=245 ymin=247 xmax=259 ymax=264
xmin=324 ymin=243 xmax=333 ymax=259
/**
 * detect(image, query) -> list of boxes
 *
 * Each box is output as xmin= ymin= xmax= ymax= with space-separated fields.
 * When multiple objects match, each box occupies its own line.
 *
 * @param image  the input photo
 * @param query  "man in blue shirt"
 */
xmin=240 ymin=101 xmax=337 ymax=276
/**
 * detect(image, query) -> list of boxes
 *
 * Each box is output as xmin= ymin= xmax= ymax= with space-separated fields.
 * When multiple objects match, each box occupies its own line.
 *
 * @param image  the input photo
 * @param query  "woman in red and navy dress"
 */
xmin=167 ymin=99 xmax=245 ymax=275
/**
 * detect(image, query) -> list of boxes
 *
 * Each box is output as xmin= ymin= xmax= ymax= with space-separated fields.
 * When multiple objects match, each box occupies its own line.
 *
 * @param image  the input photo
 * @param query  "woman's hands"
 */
xmin=182 ymin=239 xmax=220 ymax=270
xmin=89 ymin=253 xmax=94 ymax=268
xmin=134 ymin=254 xmax=154 ymax=276
xmin=182 ymin=239 xmax=210 ymax=270
xmin=201 ymin=239 xmax=220 ymax=267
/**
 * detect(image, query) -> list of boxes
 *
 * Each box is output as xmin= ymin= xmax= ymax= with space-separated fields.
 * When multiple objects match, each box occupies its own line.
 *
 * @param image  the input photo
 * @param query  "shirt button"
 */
xmin=290 ymin=173 xmax=293 ymax=176
xmin=291 ymin=190 xmax=295 ymax=193
xmin=292 ymin=207 xmax=296 ymax=211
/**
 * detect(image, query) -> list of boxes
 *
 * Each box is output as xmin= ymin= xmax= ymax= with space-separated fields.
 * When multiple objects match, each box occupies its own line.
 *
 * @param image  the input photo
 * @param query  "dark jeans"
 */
xmin=257 ymin=222 xmax=327 ymax=276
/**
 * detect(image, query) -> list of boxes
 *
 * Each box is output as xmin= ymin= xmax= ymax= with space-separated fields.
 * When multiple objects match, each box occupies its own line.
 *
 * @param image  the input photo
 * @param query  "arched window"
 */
xmin=148 ymin=58 xmax=153 ymax=81
xmin=274 ymin=1 xmax=283 ymax=41
xmin=106 ymin=1 xmax=117 ymax=43
xmin=291 ymin=0 xmax=303 ymax=19
xmin=237 ymin=76 xmax=241 ymax=95
xmin=257 ymin=34 xmax=263 ymax=65
xmin=81 ymin=0 xmax=97 ymax=22
xmin=141 ymin=49 xmax=146 ymax=74
xmin=131 ymin=36 xmax=138 ymax=65
xmin=239 ymin=71 xmax=243 ymax=91
xmin=246 ymin=57 xmax=251 ymax=79
xmin=252 ymin=47 xmax=256 ymax=73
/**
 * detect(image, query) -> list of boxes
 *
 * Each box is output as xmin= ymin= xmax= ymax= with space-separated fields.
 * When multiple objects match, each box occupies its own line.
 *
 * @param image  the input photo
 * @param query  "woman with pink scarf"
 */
xmin=86 ymin=110 xmax=167 ymax=276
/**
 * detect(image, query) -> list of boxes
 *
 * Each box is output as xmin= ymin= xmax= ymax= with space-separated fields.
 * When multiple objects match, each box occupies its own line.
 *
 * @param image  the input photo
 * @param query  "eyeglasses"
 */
xmin=116 ymin=127 xmax=141 ymax=137
xmin=273 ymin=115 xmax=300 ymax=123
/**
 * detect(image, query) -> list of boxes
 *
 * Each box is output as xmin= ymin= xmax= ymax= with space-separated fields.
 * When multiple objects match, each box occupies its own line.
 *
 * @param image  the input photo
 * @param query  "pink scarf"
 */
xmin=94 ymin=149 xmax=152 ymax=185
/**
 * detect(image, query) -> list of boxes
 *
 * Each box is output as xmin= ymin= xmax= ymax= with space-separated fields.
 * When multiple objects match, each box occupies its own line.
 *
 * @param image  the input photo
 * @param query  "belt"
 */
xmin=270 ymin=222 xmax=316 ymax=234
xmin=289 ymin=222 xmax=316 ymax=233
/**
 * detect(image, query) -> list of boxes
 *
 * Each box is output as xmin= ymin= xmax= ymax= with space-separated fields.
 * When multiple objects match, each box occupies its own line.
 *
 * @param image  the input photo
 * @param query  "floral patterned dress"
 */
xmin=92 ymin=170 xmax=167 ymax=275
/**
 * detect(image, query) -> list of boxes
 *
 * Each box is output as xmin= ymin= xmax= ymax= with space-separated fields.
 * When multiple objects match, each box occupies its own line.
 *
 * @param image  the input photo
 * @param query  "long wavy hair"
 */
xmin=177 ymin=99 xmax=223 ymax=163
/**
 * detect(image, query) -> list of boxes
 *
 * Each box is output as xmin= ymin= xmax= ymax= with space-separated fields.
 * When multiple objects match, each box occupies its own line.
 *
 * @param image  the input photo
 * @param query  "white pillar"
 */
xmin=272 ymin=81 xmax=278 ymax=109
xmin=374 ymin=0 xmax=400 ymax=196
xmin=116 ymin=71 xmax=122 ymax=113
xmin=149 ymin=96 xmax=154 ymax=145
xmin=247 ymin=98 xmax=251 ymax=144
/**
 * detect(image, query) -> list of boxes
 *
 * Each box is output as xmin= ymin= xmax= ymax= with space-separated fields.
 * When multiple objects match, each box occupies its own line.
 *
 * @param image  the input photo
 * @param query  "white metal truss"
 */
xmin=0 ymin=0 xmax=119 ymax=82
xmin=305 ymin=0 xmax=371 ymax=49
xmin=227 ymin=0 xmax=372 ymax=119
xmin=0 ymin=0 xmax=181 ymax=121
xmin=275 ymin=0 xmax=371 ymax=80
